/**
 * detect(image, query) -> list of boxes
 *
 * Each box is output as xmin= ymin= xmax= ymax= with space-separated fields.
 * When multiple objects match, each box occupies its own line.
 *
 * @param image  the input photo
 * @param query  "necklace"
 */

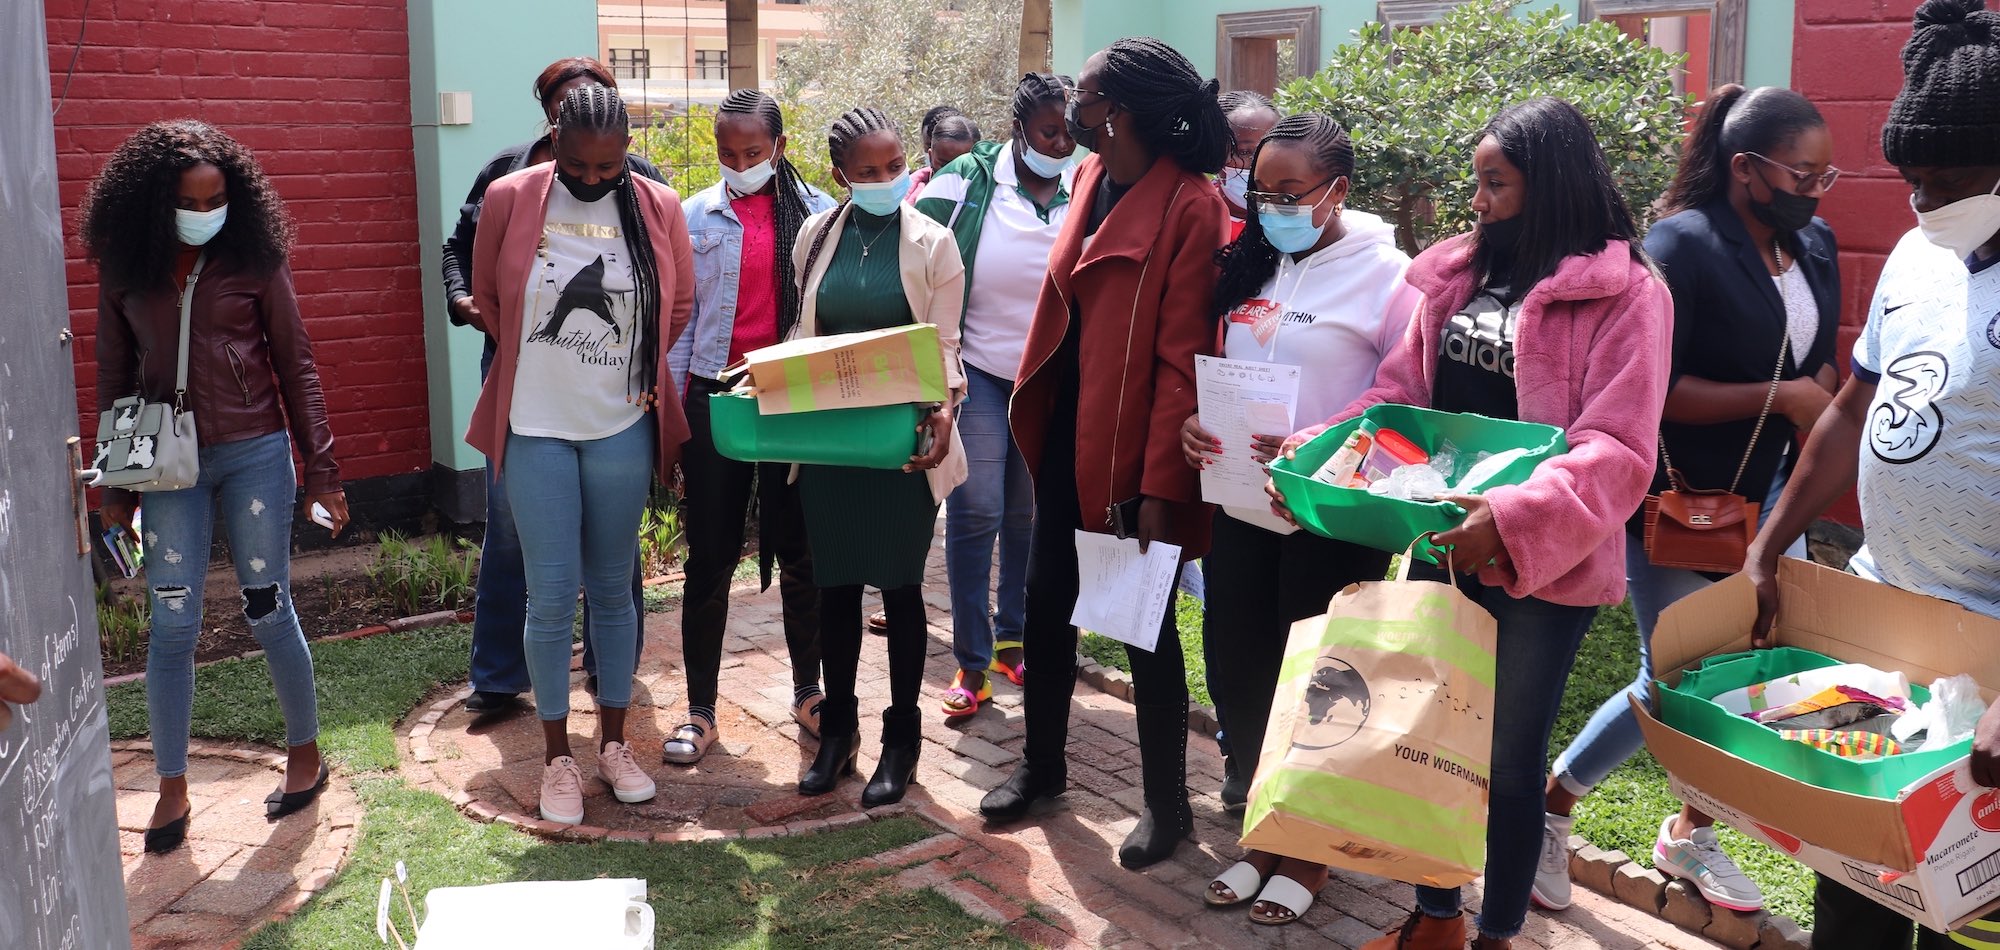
xmin=855 ymin=214 xmax=893 ymax=260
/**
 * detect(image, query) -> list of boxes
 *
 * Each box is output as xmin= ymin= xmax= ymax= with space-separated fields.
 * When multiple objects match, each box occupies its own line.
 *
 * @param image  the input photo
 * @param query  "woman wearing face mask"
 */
xmin=980 ymin=37 xmax=1230 ymax=871
xmin=1215 ymin=91 xmax=1281 ymax=235
xmin=1269 ymin=98 xmax=1670 ymax=949
xmin=1184 ymin=113 xmax=1420 ymax=925
xmin=790 ymin=107 xmax=966 ymax=806
xmin=912 ymin=72 xmax=1076 ymax=719
xmin=1528 ymin=84 xmax=1841 ymax=919
xmin=85 ymin=120 xmax=347 ymax=854
xmin=464 ymin=84 xmax=695 ymax=827
xmin=442 ymin=57 xmax=663 ymax=717
xmin=664 ymin=89 xmax=837 ymax=766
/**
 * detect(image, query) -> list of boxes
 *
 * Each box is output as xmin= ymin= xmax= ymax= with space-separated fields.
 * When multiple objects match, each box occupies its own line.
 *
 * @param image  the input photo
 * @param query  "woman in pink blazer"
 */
xmin=1273 ymin=98 xmax=1671 ymax=950
xmin=464 ymin=84 xmax=694 ymax=827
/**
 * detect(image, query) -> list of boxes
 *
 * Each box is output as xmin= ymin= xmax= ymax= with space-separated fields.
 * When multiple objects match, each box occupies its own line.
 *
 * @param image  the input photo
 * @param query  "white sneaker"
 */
xmin=539 ymin=756 xmax=586 ymax=825
xmin=1530 ymin=812 xmax=1575 ymax=911
xmin=597 ymin=741 xmax=657 ymax=804
xmin=1654 ymin=814 xmax=1764 ymax=912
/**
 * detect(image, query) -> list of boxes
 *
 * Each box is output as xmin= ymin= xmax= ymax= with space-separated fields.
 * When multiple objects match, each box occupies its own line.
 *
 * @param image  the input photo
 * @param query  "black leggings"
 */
xmin=1811 ymin=874 xmax=1954 ymax=949
xmin=819 ymin=584 xmax=925 ymax=717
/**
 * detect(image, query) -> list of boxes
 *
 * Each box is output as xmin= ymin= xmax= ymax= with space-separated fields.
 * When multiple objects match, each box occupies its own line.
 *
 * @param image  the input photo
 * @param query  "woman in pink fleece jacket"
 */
xmin=1273 ymin=98 xmax=1672 ymax=950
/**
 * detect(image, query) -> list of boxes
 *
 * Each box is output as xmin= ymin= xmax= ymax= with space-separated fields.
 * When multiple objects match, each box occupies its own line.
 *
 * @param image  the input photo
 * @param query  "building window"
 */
xmin=1578 ymin=0 xmax=1747 ymax=89
xmin=609 ymin=48 xmax=650 ymax=80
xmin=1375 ymin=1 xmax=1465 ymax=27
xmin=1216 ymin=7 xmax=1321 ymax=97
xmin=694 ymin=49 xmax=728 ymax=81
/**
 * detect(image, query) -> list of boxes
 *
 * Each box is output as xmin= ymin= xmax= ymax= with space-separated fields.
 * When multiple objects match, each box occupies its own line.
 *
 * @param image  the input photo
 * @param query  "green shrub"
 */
xmin=639 ymin=489 xmax=687 ymax=576
xmin=635 ymin=102 xmax=841 ymax=199
xmin=97 ymin=583 xmax=148 ymax=664
xmin=368 ymin=532 xmax=477 ymax=617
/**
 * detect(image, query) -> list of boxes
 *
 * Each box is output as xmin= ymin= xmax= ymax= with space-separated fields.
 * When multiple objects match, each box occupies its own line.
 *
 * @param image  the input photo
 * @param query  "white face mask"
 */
xmin=720 ymin=159 xmax=775 ymax=196
xmin=1218 ymin=166 xmax=1251 ymax=204
xmin=1914 ymin=178 xmax=2000 ymax=259
xmin=175 ymin=205 xmax=227 ymax=246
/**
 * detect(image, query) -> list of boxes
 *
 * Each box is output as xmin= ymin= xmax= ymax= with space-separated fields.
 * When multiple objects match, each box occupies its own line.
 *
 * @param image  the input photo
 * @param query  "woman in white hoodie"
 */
xmin=1182 ymin=113 xmax=1421 ymax=926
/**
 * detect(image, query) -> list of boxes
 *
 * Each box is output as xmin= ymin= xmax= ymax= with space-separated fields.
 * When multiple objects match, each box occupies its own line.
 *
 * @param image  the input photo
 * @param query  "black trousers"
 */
xmin=1201 ymin=512 xmax=1391 ymax=783
xmin=1019 ymin=403 xmax=1188 ymax=770
xmin=680 ymin=377 xmax=820 ymax=708
xmin=1810 ymin=874 xmax=1953 ymax=949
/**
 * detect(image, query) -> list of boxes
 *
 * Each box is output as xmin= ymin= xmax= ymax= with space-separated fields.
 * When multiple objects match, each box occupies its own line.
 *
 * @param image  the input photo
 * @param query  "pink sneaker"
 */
xmin=540 ymin=756 xmax=585 ymax=825
xmin=597 ymin=741 xmax=657 ymax=804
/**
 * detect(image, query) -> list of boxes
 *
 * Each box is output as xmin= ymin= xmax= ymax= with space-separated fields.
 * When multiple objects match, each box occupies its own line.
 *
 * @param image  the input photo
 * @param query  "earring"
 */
xmin=1103 ymin=119 xmax=1115 ymax=139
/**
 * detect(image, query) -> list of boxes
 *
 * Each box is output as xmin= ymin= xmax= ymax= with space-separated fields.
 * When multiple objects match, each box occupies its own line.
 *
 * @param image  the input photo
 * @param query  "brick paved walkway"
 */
xmin=113 ymin=739 xmax=361 ymax=950
xmin=403 ymin=530 xmax=1746 ymax=950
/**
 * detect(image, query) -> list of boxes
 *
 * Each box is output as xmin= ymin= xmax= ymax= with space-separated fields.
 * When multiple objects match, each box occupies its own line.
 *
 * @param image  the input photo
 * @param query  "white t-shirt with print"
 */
xmin=511 ymin=186 xmax=646 ymax=441
xmin=961 ymin=142 xmax=1072 ymax=381
xmin=1849 ymin=228 xmax=2000 ymax=620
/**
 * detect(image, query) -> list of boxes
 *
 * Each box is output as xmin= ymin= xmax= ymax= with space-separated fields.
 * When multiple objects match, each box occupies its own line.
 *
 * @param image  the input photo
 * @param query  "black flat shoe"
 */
xmin=265 ymin=761 xmax=330 ymax=819
xmin=143 ymin=810 xmax=190 ymax=855
xmin=464 ymin=691 xmax=521 ymax=715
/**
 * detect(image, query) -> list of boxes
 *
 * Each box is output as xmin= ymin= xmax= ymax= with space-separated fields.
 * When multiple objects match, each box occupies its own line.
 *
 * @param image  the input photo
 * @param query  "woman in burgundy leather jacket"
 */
xmin=82 ymin=120 xmax=345 ymax=855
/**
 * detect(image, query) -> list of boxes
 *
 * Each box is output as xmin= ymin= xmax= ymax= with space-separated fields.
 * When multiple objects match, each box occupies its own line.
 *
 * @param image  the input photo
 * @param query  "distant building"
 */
xmin=596 ymin=0 xmax=828 ymax=113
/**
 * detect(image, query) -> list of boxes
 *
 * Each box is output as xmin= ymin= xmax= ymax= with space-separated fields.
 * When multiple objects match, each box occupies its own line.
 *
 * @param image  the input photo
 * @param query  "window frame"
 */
xmin=1577 ymin=0 xmax=1747 ymax=86
xmin=608 ymin=47 xmax=651 ymax=81
xmin=1215 ymin=6 xmax=1321 ymax=95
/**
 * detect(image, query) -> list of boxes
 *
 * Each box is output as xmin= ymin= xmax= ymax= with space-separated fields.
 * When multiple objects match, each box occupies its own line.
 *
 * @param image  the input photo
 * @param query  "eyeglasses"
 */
xmin=1245 ymin=174 xmax=1345 ymax=207
xmin=1746 ymin=152 xmax=1842 ymax=193
xmin=1065 ymin=88 xmax=1109 ymax=107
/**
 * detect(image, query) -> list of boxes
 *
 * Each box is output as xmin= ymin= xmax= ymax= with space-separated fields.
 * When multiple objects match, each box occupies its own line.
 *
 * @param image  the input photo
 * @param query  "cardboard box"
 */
xmin=1632 ymin=557 xmax=2000 ymax=932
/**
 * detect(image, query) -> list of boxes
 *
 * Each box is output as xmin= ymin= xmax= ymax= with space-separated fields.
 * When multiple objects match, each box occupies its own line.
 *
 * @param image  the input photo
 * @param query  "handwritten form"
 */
xmin=1070 ymin=532 xmax=1183 ymax=652
xmin=1195 ymin=356 xmax=1301 ymax=511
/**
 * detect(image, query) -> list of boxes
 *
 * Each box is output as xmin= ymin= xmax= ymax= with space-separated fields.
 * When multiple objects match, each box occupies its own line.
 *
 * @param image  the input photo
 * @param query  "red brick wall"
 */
xmin=48 ymin=0 xmax=431 ymax=487
xmin=1791 ymin=0 xmax=1919 ymax=526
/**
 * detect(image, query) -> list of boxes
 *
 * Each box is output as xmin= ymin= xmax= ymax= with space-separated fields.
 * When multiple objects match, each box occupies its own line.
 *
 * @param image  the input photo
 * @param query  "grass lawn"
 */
xmin=106 ymin=608 xmax=1023 ymax=949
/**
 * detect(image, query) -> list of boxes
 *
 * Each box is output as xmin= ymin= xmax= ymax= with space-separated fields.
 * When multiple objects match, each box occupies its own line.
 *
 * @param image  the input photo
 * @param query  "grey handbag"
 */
xmin=91 ymin=252 xmax=205 ymax=491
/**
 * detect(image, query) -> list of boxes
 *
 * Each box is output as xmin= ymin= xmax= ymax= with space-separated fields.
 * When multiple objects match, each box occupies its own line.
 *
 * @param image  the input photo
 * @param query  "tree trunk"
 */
xmin=1019 ymin=0 xmax=1052 ymax=74
xmin=726 ymin=0 xmax=758 ymax=91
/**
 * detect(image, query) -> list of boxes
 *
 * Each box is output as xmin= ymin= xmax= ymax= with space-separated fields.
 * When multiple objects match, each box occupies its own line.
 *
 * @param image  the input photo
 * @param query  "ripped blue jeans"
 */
xmin=140 ymin=430 xmax=318 ymax=778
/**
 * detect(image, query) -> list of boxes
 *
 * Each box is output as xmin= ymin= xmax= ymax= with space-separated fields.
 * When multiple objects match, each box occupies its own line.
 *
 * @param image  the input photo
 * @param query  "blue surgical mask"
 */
xmin=1257 ymin=187 xmax=1336 ymax=255
xmin=848 ymin=171 xmax=911 ymax=215
xmin=1018 ymin=142 xmax=1074 ymax=179
xmin=175 ymin=205 xmax=227 ymax=246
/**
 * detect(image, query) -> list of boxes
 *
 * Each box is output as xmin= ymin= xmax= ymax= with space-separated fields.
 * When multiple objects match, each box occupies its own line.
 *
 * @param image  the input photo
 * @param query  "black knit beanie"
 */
xmin=1883 ymin=0 xmax=2000 ymax=167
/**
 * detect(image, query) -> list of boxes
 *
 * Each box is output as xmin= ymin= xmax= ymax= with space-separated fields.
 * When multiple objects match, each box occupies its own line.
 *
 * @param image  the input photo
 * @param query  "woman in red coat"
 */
xmin=980 ymin=37 xmax=1230 ymax=871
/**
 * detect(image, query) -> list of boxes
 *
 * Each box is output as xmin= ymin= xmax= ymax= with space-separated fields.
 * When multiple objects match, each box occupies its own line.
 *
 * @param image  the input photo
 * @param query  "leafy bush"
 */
xmin=368 ymin=532 xmax=477 ymax=617
xmin=97 ymin=583 xmax=148 ymax=664
xmin=633 ymin=102 xmax=843 ymax=200
xmin=639 ymin=488 xmax=687 ymax=577
xmin=1281 ymin=0 xmax=1688 ymax=254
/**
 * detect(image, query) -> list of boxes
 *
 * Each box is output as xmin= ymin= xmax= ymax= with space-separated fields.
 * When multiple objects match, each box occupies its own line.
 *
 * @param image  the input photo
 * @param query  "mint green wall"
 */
xmin=1053 ymin=1 xmax=1795 ymax=94
xmin=407 ymin=0 xmax=599 ymax=474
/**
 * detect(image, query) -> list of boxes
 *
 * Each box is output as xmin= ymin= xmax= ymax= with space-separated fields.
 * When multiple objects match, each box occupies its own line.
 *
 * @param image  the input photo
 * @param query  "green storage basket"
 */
xmin=1266 ymin=404 xmax=1567 ymax=562
xmin=708 ymin=391 xmax=920 ymax=470
xmin=1658 ymin=647 xmax=1967 ymax=799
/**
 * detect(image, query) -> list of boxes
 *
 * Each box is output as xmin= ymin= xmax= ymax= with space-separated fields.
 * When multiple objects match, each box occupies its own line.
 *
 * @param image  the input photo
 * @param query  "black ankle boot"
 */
xmin=1119 ymin=702 xmax=1194 ymax=869
xmin=800 ymin=696 xmax=859 ymax=796
xmin=862 ymin=708 xmax=920 ymax=808
xmin=979 ymin=759 xmax=1067 ymax=821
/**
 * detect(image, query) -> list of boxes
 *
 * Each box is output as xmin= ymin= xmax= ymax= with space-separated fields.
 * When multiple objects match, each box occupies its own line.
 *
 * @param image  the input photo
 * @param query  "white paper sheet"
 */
xmin=1195 ymin=355 xmax=1301 ymax=511
xmin=1069 ymin=531 xmax=1182 ymax=652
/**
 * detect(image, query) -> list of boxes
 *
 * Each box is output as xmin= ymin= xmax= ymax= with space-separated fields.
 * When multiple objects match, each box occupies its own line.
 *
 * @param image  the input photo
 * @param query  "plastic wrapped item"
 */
xmin=1749 ymin=685 xmax=1909 ymax=725
xmin=1892 ymin=674 xmax=1987 ymax=753
xmin=1453 ymin=448 xmax=1531 ymax=493
xmin=1357 ymin=428 xmax=1429 ymax=486
xmin=1709 ymin=663 xmax=1913 ymax=717
xmin=1367 ymin=463 xmax=1450 ymax=501
xmin=1428 ymin=439 xmax=1462 ymax=483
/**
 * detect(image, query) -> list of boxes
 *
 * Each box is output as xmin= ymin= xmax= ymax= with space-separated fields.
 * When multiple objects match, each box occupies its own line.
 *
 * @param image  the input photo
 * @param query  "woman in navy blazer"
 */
xmin=1530 ymin=85 xmax=1842 ymax=917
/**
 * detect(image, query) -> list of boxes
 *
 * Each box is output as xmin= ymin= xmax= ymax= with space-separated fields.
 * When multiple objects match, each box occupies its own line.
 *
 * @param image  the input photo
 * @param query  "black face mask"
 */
xmin=1749 ymin=176 xmax=1819 ymax=233
xmin=557 ymin=168 xmax=624 ymax=203
xmin=1479 ymin=215 xmax=1525 ymax=255
xmin=1065 ymin=99 xmax=1099 ymax=152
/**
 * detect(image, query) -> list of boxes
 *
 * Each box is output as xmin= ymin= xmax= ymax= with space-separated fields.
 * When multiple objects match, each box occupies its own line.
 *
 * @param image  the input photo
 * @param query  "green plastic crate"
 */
xmin=1658 ymin=646 xmax=1966 ymax=800
xmin=708 ymin=391 xmax=920 ymax=470
xmin=1266 ymin=404 xmax=1567 ymax=562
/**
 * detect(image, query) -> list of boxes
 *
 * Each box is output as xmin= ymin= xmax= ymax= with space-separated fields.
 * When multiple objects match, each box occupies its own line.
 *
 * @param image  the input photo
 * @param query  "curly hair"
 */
xmin=80 ymin=120 xmax=293 ymax=293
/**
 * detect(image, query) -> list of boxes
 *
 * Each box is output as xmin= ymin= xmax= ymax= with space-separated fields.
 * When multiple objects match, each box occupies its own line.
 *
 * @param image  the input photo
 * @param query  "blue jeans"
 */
xmin=942 ymin=365 xmax=1033 ymax=672
xmin=1550 ymin=466 xmax=1803 ymax=794
xmin=142 ymin=430 xmax=318 ymax=777
xmin=469 ymin=340 xmax=642 ymax=693
xmin=1409 ymin=571 xmax=1598 ymax=939
xmin=505 ymin=418 xmax=655 ymax=720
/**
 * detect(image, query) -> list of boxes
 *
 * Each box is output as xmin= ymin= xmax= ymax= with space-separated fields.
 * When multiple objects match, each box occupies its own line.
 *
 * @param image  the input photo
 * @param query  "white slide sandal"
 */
xmin=1205 ymin=860 xmax=1266 ymax=907
xmin=1249 ymin=874 xmax=1317 ymax=926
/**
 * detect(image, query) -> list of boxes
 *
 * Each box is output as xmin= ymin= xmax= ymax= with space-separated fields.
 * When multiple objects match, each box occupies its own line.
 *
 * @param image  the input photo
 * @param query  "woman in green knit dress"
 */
xmin=790 ymin=107 xmax=968 ymax=806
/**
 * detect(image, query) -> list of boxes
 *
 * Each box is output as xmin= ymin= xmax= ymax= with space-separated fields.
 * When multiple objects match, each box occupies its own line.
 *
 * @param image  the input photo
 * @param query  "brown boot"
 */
xmin=1359 ymin=912 xmax=1466 ymax=950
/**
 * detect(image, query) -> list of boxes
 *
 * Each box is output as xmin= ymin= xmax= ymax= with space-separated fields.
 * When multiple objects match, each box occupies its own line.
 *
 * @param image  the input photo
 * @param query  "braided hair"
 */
xmin=798 ymin=107 xmax=901 ymax=292
xmin=1212 ymin=114 xmax=1355 ymax=319
xmin=1012 ymin=72 xmax=1074 ymax=124
xmin=716 ymin=89 xmax=815 ymax=339
xmin=555 ymin=84 xmax=665 ymax=408
xmin=1094 ymin=38 xmax=1230 ymax=174
xmin=920 ymin=105 xmax=964 ymax=151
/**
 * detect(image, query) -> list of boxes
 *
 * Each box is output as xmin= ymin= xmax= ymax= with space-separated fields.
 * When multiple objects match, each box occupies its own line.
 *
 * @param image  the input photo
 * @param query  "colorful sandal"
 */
xmin=989 ymin=640 xmax=1026 ymax=687
xmin=942 ymin=670 xmax=993 ymax=719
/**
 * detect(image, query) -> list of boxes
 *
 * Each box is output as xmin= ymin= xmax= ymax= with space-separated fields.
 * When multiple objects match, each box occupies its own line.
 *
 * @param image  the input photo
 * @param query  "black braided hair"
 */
xmin=716 ymin=89 xmax=814 ymax=339
xmin=1094 ymin=38 xmax=1230 ymax=174
xmin=555 ymin=84 xmax=664 ymax=408
xmin=1012 ymin=72 xmax=1074 ymax=124
xmin=798 ymin=107 xmax=901 ymax=291
xmin=931 ymin=114 xmax=982 ymax=148
xmin=920 ymin=105 xmax=964 ymax=150
xmin=1217 ymin=90 xmax=1281 ymax=161
xmin=1212 ymin=114 xmax=1355 ymax=320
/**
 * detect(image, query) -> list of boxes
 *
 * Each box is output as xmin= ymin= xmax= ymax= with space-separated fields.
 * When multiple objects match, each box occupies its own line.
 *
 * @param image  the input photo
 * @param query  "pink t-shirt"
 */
xmin=727 ymin=191 xmax=780 ymax=363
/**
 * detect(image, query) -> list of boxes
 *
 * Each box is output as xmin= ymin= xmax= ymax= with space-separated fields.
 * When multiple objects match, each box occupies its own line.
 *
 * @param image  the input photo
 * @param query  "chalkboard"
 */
xmin=0 ymin=2 xmax=136 ymax=948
